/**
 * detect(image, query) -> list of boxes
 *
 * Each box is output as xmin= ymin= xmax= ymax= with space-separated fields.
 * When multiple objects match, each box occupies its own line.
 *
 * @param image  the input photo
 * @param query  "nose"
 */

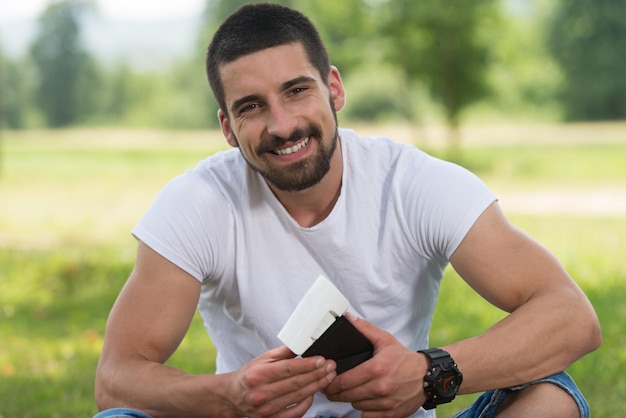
xmin=265 ymin=101 xmax=298 ymax=139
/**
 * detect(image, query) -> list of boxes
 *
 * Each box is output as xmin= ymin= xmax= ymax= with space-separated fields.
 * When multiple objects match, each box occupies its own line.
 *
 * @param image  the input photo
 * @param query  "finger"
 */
xmin=263 ymin=372 xmax=333 ymax=417
xmin=252 ymin=365 xmax=336 ymax=416
xmin=241 ymin=356 xmax=335 ymax=397
xmin=323 ymin=360 xmax=373 ymax=398
xmin=271 ymin=395 xmax=315 ymax=418
xmin=323 ymin=314 xmax=385 ymax=396
xmin=258 ymin=355 xmax=333 ymax=384
xmin=267 ymin=359 xmax=336 ymax=396
xmin=262 ymin=345 xmax=298 ymax=362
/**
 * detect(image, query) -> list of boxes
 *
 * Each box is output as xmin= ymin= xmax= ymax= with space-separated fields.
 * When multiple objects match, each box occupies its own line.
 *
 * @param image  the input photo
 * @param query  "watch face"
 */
xmin=437 ymin=369 xmax=460 ymax=397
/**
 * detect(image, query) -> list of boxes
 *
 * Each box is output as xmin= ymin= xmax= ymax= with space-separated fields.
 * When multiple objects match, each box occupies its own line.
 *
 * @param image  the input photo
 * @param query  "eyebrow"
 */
xmin=280 ymin=76 xmax=316 ymax=92
xmin=231 ymin=94 xmax=263 ymax=114
xmin=230 ymin=76 xmax=318 ymax=114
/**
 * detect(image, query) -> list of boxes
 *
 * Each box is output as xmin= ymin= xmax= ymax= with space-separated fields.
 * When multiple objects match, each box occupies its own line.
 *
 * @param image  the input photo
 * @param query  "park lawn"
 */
xmin=0 ymin=125 xmax=624 ymax=417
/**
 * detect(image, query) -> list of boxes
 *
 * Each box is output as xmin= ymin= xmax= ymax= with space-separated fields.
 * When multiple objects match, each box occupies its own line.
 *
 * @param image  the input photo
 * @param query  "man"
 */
xmin=95 ymin=4 xmax=601 ymax=418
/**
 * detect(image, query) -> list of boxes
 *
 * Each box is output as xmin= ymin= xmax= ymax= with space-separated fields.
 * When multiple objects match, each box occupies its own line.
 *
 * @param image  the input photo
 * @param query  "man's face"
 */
xmin=218 ymin=42 xmax=346 ymax=192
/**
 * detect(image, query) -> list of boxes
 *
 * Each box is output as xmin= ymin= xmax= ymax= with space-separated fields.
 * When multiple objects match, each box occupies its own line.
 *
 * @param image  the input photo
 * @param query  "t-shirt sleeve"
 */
xmin=401 ymin=152 xmax=497 ymax=261
xmin=131 ymin=171 xmax=231 ymax=282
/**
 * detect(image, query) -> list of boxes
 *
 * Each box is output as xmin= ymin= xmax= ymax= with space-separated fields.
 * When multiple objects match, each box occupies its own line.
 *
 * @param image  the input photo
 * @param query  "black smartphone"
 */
xmin=302 ymin=315 xmax=374 ymax=374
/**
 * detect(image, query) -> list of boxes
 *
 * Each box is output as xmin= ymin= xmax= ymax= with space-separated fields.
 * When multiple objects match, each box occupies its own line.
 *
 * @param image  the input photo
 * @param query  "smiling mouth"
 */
xmin=271 ymin=137 xmax=310 ymax=156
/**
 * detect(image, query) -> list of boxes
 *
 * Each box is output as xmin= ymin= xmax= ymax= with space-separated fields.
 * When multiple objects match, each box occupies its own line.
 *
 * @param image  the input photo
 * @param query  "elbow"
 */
xmin=94 ymin=374 xmax=111 ymax=411
xmin=548 ymin=304 xmax=601 ymax=377
xmin=94 ymin=361 xmax=120 ymax=411
xmin=95 ymin=387 xmax=112 ymax=412
xmin=581 ymin=290 xmax=602 ymax=354
xmin=585 ymin=309 xmax=602 ymax=354
xmin=570 ymin=298 xmax=602 ymax=362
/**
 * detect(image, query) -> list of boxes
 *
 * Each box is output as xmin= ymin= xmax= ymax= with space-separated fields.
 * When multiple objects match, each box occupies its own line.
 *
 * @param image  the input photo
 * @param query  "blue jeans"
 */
xmin=94 ymin=371 xmax=588 ymax=418
xmin=452 ymin=371 xmax=589 ymax=418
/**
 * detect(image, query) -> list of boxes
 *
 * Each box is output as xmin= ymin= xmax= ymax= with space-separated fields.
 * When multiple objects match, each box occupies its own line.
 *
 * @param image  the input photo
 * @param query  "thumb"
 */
xmin=344 ymin=312 xmax=394 ymax=348
xmin=264 ymin=345 xmax=298 ymax=362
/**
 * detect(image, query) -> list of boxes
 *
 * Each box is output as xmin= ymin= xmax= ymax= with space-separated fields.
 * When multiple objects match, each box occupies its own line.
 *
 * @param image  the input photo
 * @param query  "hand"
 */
xmin=323 ymin=314 xmax=428 ymax=418
xmin=227 ymin=346 xmax=337 ymax=418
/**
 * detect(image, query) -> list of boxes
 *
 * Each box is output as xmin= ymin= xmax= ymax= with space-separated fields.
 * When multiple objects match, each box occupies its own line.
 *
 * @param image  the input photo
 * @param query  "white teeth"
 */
xmin=273 ymin=137 xmax=310 ymax=155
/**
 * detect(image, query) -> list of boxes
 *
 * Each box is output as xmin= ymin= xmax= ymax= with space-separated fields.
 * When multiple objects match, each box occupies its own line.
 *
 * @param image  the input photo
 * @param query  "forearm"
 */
xmin=96 ymin=356 xmax=238 ymax=418
xmin=96 ymin=347 xmax=336 ymax=418
xmin=444 ymin=289 xmax=600 ymax=394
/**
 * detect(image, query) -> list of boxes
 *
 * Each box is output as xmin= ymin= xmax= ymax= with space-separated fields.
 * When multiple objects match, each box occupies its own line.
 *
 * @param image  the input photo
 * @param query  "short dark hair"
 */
xmin=206 ymin=3 xmax=330 ymax=114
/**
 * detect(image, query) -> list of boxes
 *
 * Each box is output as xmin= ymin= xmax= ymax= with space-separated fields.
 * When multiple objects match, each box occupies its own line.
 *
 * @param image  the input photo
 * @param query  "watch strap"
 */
xmin=418 ymin=348 xmax=462 ymax=410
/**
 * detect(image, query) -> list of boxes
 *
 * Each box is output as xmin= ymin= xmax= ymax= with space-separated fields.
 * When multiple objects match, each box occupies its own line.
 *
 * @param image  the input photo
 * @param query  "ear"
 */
xmin=218 ymin=109 xmax=239 ymax=148
xmin=328 ymin=66 xmax=346 ymax=112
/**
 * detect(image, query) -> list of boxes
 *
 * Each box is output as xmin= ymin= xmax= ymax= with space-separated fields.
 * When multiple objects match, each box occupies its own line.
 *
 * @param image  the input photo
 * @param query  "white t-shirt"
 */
xmin=132 ymin=128 xmax=496 ymax=417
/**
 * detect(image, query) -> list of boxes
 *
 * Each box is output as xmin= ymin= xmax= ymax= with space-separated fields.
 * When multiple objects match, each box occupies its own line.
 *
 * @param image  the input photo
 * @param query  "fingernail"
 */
xmin=346 ymin=312 xmax=357 ymax=320
xmin=326 ymin=362 xmax=336 ymax=373
xmin=327 ymin=371 xmax=336 ymax=383
xmin=316 ymin=358 xmax=325 ymax=368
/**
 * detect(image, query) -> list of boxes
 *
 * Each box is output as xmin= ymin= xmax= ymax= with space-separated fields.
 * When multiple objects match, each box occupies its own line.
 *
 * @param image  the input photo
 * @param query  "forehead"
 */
xmin=219 ymin=43 xmax=322 ymax=103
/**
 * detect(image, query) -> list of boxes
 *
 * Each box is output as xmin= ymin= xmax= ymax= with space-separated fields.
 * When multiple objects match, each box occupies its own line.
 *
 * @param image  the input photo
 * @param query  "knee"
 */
xmin=495 ymin=382 xmax=580 ymax=418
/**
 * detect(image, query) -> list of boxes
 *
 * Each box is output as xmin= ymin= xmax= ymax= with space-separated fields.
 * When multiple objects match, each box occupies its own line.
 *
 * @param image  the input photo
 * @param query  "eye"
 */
xmin=289 ymin=86 xmax=308 ymax=96
xmin=239 ymin=102 xmax=261 ymax=115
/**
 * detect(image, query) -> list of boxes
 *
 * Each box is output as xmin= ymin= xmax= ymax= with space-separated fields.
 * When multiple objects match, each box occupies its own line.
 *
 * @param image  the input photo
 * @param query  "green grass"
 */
xmin=1 ymin=124 xmax=624 ymax=417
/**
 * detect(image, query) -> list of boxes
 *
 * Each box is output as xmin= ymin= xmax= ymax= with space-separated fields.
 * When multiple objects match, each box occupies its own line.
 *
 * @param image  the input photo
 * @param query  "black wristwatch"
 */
xmin=418 ymin=348 xmax=463 ymax=410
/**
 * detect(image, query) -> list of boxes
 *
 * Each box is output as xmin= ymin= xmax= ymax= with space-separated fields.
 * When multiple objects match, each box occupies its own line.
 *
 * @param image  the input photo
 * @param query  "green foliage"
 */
xmin=341 ymin=64 xmax=415 ymax=123
xmin=108 ymin=63 xmax=218 ymax=130
xmin=380 ymin=0 xmax=500 ymax=131
xmin=29 ymin=0 xmax=95 ymax=127
xmin=483 ymin=1 xmax=563 ymax=121
xmin=99 ymin=65 xmax=133 ymax=121
xmin=159 ymin=59 xmax=220 ymax=129
xmin=547 ymin=0 xmax=626 ymax=120
xmin=0 ymin=246 xmax=132 ymax=416
xmin=296 ymin=0 xmax=375 ymax=77
xmin=440 ymin=142 xmax=626 ymax=189
xmin=1 ymin=55 xmax=32 ymax=129
xmin=3 ymin=1 xmax=626 ymax=135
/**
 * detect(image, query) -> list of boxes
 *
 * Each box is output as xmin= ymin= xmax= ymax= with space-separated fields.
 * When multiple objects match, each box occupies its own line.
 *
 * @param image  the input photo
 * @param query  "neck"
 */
xmin=269 ymin=139 xmax=343 ymax=228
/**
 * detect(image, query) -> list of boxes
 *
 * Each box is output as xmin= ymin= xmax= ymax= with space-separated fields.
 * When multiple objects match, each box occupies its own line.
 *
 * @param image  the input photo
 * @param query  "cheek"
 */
xmin=229 ymin=121 xmax=257 ymax=152
xmin=236 ymin=134 xmax=263 ymax=161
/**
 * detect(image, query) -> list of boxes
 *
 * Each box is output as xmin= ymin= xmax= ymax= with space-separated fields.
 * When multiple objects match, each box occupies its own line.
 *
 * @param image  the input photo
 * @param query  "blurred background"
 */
xmin=2 ymin=0 xmax=625 ymax=132
xmin=1 ymin=0 xmax=625 ymax=416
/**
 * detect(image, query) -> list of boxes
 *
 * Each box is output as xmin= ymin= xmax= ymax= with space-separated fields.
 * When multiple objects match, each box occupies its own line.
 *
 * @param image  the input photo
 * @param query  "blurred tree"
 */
xmin=102 ymin=65 xmax=132 ymax=122
xmin=296 ymin=0 xmax=374 ymax=77
xmin=485 ymin=0 xmax=562 ymax=121
xmin=74 ymin=53 xmax=105 ymax=125
xmin=547 ymin=0 xmax=626 ymax=120
xmin=30 ymin=0 xmax=95 ymax=127
xmin=341 ymin=63 xmax=414 ymax=123
xmin=381 ymin=0 xmax=500 ymax=145
xmin=1 ymin=54 xmax=28 ymax=129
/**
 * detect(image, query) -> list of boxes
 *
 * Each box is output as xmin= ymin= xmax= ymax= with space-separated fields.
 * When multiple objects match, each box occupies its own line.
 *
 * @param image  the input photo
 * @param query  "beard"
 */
xmin=236 ymin=103 xmax=339 ymax=192
xmin=257 ymin=124 xmax=338 ymax=192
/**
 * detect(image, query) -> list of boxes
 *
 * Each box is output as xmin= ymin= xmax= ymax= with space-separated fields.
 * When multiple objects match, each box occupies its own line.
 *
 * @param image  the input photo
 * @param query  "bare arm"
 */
xmin=445 ymin=201 xmax=601 ymax=393
xmin=325 ymin=202 xmax=600 ymax=415
xmin=95 ymin=241 xmax=336 ymax=418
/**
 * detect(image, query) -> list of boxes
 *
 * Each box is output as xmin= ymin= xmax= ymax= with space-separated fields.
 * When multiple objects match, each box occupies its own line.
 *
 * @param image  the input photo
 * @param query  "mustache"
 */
xmin=257 ymin=124 xmax=323 ymax=154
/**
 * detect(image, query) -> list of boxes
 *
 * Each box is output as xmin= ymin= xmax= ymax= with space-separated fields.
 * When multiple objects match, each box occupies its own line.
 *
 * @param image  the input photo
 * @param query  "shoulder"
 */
xmin=190 ymin=148 xmax=248 ymax=188
xmin=339 ymin=127 xmax=473 ymax=188
xmin=160 ymin=148 xmax=247 ymax=204
xmin=340 ymin=127 xmax=421 ymax=156
xmin=137 ymin=148 xmax=252 ymax=239
xmin=339 ymin=127 xmax=431 ymax=180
